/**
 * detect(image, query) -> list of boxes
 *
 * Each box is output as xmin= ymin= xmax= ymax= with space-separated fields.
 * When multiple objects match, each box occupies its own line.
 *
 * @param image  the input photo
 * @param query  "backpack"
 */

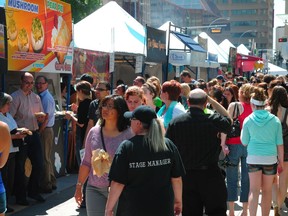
xmin=282 ymin=108 xmax=288 ymax=145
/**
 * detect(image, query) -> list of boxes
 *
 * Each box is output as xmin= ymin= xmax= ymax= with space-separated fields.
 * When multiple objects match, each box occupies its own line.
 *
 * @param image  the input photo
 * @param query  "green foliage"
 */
xmin=62 ymin=0 xmax=102 ymax=24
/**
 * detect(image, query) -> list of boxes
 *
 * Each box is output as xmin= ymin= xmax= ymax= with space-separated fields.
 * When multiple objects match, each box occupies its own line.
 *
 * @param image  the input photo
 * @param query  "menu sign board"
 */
xmin=5 ymin=0 xmax=72 ymax=73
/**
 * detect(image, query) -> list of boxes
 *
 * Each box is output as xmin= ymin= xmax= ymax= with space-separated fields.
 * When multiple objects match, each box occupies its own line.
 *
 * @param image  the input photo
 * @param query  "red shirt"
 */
xmin=226 ymin=102 xmax=252 ymax=145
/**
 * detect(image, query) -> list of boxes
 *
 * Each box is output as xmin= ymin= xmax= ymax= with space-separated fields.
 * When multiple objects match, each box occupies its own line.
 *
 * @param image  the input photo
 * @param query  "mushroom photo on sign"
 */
xmin=31 ymin=17 xmax=45 ymax=53
xmin=18 ymin=28 xmax=29 ymax=52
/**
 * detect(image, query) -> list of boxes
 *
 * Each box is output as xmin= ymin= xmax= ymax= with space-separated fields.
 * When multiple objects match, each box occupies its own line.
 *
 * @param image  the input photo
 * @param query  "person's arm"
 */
xmin=74 ymin=164 xmax=90 ymax=206
xmin=0 ymin=122 xmax=11 ymax=168
xmin=278 ymin=145 xmax=284 ymax=172
xmin=171 ymin=177 xmax=182 ymax=216
xmin=220 ymin=133 xmax=230 ymax=155
xmin=105 ymin=180 xmax=125 ymax=216
xmin=65 ymin=112 xmax=84 ymax=128
xmin=207 ymin=95 xmax=232 ymax=123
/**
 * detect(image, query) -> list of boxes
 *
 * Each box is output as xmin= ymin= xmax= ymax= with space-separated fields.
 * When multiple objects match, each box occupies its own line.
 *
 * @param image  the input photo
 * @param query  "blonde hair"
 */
xmin=144 ymin=118 xmax=167 ymax=152
xmin=180 ymin=83 xmax=190 ymax=97
xmin=240 ymin=84 xmax=254 ymax=102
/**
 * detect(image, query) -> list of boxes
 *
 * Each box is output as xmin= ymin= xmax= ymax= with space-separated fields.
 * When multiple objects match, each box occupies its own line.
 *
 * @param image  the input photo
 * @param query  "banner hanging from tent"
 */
xmin=73 ymin=48 xmax=110 ymax=85
xmin=146 ymin=26 xmax=166 ymax=63
xmin=5 ymin=0 xmax=72 ymax=73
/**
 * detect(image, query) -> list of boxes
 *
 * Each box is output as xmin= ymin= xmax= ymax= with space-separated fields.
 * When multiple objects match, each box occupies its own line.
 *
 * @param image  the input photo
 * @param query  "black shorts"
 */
xmin=247 ymin=163 xmax=277 ymax=175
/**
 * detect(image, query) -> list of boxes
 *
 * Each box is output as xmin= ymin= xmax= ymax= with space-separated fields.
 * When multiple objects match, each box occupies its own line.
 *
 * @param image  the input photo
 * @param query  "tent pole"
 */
xmin=165 ymin=22 xmax=171 ymax=82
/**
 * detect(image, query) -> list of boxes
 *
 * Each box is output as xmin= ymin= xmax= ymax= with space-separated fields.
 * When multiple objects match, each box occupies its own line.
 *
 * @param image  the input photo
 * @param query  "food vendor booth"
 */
xmin=0 ymin=0 xmax=73 ymax=177
xmin=73 ymin=1 xmax=146 ymax=87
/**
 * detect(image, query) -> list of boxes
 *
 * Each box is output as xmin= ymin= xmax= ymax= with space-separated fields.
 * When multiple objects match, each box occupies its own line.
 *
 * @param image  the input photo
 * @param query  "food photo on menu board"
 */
xmin=5 ymin=0 xmax=73 ymax=73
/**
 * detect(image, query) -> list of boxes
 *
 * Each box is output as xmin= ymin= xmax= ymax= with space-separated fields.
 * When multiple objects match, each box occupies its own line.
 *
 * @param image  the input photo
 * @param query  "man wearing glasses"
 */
xmin=85 ymin=81 xmax=111 ymax=140
xmin=35 ymin=75 xmax=57 ymax=194
xmin=10 ymin=72 xmax=45 ymax=205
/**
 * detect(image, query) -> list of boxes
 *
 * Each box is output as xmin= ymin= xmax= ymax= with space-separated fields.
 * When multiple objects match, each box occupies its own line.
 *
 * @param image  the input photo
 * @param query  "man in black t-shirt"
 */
xmin=166 ymin=89 xmax=232 ymax=216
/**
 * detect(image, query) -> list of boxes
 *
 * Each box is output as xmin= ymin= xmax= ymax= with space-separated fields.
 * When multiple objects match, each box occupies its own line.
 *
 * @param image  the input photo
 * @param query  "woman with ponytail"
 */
xmin=105 ymin=106 xmax=185 ymax=216
xmin=241 ymin=87 xmax=284 ymax=216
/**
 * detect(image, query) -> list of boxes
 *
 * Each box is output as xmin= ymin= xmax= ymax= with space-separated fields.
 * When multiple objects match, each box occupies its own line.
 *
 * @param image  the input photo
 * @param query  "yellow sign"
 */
xmin=5 ymin=0 xmax=72 ymax=73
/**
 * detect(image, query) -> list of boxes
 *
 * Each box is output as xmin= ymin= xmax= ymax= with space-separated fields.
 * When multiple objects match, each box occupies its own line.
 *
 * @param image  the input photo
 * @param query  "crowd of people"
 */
xmin=1 ymin=70 xmax=288 ymax=215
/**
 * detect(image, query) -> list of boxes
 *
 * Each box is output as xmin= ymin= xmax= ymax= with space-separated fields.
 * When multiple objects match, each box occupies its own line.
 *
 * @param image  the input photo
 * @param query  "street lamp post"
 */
xmin=206 ymin=17 xmax=230 ymax=33
xmin=238 ymin=30 xmax=257 ymax=46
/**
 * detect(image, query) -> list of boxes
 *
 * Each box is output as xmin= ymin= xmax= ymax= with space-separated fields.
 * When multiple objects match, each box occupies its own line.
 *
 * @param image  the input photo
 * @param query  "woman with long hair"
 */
xmin=221 ymin=84 xmax=254 ymax=216
xmin=267 ymin=86 xmax=288 ymax=214
xmin=74 ymin=95 xmax=134 ymax=216
xmin=105 ymin=105 xmax=185 ymax=216
xmin=241 ymin=87 xmax=284 ymax=216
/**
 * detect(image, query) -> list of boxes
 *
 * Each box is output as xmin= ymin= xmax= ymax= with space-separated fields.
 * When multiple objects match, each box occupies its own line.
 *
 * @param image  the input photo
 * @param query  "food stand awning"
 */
xmin=236 ymin=53 xmax=263 ymax=72
xmin=171 ymin=31 xmax=206 ymax=53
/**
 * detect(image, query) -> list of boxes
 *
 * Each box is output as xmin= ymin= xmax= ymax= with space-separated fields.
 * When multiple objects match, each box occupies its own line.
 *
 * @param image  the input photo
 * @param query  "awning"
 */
xmin=172 ymin=31 xmax=206 ymax=53
xmin=236 ymin=53 xmax=263 ymax=72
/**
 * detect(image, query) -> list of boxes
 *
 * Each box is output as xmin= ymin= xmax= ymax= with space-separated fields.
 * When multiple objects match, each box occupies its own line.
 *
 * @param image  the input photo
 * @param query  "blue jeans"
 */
xmin=0 ymin=192 xmax=6 ymax=213
xmin=226 ymin=144 xmax=249 ymax=202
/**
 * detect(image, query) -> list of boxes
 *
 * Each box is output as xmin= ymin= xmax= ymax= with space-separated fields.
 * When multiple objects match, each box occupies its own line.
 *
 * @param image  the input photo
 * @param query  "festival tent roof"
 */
xmin=74 ymin=1 xmax=146 ymax=55
xmin=267 ymin=63 xmax=288 ymax=76
xmin=219 ymin=39 xmax=235 ymax=55
xmin=194 ymin=32 xmax=228 ymax=64
xmin=237 ymin=44 xmax=250 ymax=55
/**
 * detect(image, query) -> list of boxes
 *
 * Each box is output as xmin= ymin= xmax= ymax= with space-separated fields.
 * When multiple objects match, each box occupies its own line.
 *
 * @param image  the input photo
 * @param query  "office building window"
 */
xmin=232 ymin=9 xmax=257 ymax=15
xmin=231 ymin=21 xmax=257 ymax=26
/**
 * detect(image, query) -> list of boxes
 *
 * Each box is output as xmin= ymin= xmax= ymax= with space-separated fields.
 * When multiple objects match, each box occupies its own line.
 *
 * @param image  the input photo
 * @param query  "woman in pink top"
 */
xmin=221 ymin=84 xmax=255 ymax=216
xmin=74 ymin=95 xmax=133 ymax=216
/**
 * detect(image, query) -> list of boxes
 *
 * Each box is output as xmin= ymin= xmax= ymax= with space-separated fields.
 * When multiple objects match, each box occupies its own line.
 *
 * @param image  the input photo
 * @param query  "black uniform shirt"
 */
xmin=166 ymin=107 xmax=231 ymax=170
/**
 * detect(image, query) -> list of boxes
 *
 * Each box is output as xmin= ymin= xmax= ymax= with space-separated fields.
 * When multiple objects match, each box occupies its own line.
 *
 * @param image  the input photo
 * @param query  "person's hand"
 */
xmin=64 ymin=112 xmax=72 ymax=120
xmin=105 ymin=209 xmax=113 ymax=216
xmin=71 ymin=103 xmax=78 ymax=112
xmin=278 ymin=160 xmax=284 ymax=175
xmin=15 ymin=132 xmax=27 ymax=139
xmin=221 ymin=145 xmax=230 ymax=155
xmin=74 ymin=186 xmax=83 ymax=207
xmin=174 ymin=201 xmax=182 ymax=216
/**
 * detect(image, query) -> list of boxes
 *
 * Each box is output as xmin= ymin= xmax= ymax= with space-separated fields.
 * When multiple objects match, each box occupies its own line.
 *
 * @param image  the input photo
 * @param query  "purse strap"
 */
xmin=232 ymin=102 xmax=240 ymax=119
xmin=100 ymin=127 xmax=107 ymax=151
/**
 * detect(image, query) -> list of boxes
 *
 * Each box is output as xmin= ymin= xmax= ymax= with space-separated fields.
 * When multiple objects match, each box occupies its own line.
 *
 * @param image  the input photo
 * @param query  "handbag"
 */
xmin=227 ymin=102 xmax=241 ymax=138
xmin=10 ymin=128 xmax=24 ymax=147
xmin=91 ymin=127 xmax=112 ymax=177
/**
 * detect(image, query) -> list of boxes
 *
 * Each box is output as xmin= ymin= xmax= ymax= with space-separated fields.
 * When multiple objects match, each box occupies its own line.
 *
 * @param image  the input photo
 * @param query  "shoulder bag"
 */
xmin=227 ymin=102 xmax=241 ymax=138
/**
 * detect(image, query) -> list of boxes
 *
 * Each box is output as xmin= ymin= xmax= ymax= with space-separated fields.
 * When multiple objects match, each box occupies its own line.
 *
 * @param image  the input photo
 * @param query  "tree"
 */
xmin=62 ymin=0 xmax=102 ymax=24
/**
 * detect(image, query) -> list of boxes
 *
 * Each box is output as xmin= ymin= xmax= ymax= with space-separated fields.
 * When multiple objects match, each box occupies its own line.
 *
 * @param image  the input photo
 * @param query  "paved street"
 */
xmin=6 ymin=173 xmax=287 ymax=216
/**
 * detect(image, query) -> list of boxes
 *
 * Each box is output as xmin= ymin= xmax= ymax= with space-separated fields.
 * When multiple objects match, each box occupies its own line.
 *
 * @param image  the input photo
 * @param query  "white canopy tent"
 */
xmin=194 ymin=32 xmax=228 ymax=64
xmin=267 ymin=63 xmax=288 ymax=76
xmin=74 ymin=1 xmax=146 ymax=55
xmin=237 ymin=44 xmax=250 ymax=55
xmin=219 ymin=39 xmax=235 ymax=55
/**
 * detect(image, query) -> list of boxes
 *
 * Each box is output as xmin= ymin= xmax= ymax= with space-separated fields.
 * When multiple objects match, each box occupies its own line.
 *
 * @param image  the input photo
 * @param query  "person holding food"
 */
xmin=74 ymin=95 xmax=133 ymax=216
xmin=35 ymin=75 xmax=57 ymax=193
xmin=10 ymin=72 xmax=45 ymax=205
xmin=0 ymin=121 xmax=11 ymax=216
xmin=105 ymin=106 xmax=185 ymax=216
xmin=0 ymin=92 xmax=28 ymax=213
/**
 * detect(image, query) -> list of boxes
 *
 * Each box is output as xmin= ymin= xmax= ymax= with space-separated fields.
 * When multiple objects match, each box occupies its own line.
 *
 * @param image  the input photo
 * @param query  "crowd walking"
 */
xmin=1 ymin=71 xmax=288 ymax=216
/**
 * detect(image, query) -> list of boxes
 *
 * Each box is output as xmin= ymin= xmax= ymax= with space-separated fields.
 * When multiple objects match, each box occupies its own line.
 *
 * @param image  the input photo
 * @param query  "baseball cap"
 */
xmin=124 ymin=105 xmax=157 ymax=125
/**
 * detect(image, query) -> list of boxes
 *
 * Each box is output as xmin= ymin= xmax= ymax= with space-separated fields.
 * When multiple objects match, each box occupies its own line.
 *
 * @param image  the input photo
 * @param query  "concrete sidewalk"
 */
xmin=8 ymin=173 xmax=79 ymax=215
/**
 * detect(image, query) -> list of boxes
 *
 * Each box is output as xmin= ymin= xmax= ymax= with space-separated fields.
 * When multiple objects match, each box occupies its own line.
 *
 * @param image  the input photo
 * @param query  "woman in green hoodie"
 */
xmin=241 ymin=87 xmax=284 ymax=216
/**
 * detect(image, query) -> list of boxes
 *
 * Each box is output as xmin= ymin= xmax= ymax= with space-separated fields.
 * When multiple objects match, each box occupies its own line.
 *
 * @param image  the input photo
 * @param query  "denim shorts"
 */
xmin=247 ymin=163 xmax=277 ymax=175
xmin=0 ymin=192 xmax=6 ymax=213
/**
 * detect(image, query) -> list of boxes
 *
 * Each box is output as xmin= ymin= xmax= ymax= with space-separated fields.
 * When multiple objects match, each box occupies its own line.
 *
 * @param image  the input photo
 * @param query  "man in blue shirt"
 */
xmin=35 ymin=75 xmax=57 ymax=193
